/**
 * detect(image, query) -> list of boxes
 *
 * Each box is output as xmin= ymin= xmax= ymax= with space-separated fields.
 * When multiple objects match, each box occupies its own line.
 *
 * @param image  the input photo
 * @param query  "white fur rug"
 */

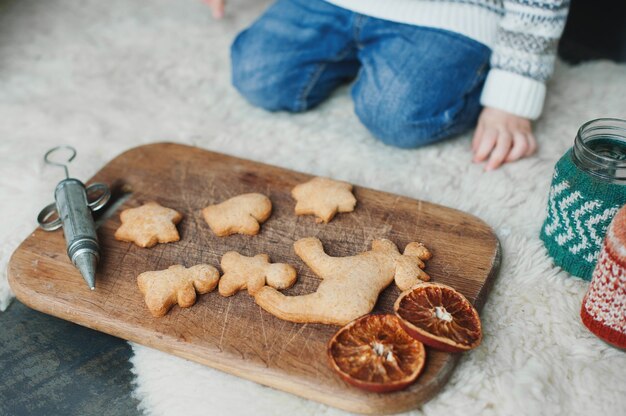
xmin=1 ymin=0 xmax=625 ymax=415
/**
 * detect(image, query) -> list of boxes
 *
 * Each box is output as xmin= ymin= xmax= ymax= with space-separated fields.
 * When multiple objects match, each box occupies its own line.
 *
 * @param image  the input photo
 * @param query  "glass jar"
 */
xmin=572 ymin=118 xmax=626 ymax=183
xmin=541 ymin=118 xmax=626 ymax=280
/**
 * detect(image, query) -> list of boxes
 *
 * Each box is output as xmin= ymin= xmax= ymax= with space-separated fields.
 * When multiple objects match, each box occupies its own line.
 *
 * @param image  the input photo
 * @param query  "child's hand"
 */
xmin=471 ymin=107 xmax=537 ymax=171
xmin=203 ymin=0 xmax=225 ymax=19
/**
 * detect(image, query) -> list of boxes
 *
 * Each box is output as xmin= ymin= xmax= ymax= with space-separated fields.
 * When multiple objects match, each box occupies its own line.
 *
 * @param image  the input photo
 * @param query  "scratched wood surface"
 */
xmin=8 ymin=143 xmax=500 ymax=414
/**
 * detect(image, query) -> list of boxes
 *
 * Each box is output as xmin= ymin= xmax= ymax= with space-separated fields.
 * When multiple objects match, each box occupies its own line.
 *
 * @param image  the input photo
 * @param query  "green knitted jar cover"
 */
xmin=540 ymin=149 xmax=626 ymax=280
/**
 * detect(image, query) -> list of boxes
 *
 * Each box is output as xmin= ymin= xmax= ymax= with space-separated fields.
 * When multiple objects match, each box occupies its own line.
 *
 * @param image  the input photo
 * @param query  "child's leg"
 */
xmin=352 ymin=20 xmax=491 ymax=148
xmin=231 ymin=0 xmax=359 ymax=113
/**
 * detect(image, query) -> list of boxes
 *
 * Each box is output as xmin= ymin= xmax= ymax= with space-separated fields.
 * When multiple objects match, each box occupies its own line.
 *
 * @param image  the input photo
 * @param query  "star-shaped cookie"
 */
xmin=291 ymin=177 xmax=357 ymax=223
xmin=219 ymin=251 xmax=297 ymax=297
xmin=115 ymin=202 xmax=183 ymax=248
xmin=137 ymin=264 xmax=220 ymax=317
xmin=202 ymin=193 xmax=272 ymax=236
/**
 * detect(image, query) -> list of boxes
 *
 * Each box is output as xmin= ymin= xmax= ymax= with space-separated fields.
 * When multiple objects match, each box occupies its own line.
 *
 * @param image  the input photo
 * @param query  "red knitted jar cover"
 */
xmin=580 ymin=205 xmax=626 ymax=349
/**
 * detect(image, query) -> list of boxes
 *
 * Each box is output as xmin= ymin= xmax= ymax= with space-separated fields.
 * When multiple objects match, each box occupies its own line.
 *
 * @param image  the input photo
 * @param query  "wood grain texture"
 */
xmin=8 ymin=143 xmax=501 ymax=414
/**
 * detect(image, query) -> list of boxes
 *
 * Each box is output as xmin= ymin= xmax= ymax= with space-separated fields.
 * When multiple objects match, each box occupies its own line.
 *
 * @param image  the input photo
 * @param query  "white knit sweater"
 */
xmin=325 ymin=0 xmax=570 ymax=120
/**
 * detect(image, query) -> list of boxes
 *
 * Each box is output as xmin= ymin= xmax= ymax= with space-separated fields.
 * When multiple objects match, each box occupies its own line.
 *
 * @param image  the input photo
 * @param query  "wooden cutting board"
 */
xmin=8 ymin=143 xmax=500 ymax=414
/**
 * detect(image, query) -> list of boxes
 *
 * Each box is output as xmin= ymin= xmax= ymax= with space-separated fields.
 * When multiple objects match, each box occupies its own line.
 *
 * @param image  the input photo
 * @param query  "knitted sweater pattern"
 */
xmin=325 ymin=0 xmax=570 ymax=119
xmin=581 ymin=206 xmax=626 ymax=348
xmin=540 ymin=150 xmax=626 ymax=280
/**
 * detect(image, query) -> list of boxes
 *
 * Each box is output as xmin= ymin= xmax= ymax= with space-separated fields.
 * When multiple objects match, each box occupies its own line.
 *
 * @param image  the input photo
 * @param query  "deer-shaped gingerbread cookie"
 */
xmin=254 ymin=237 xmax=431 ymax=325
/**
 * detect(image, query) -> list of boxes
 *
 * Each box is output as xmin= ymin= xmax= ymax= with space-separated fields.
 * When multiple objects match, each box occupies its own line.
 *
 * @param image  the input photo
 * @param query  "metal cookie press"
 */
xmin=37 ymin=146 xmax=111 ymax=290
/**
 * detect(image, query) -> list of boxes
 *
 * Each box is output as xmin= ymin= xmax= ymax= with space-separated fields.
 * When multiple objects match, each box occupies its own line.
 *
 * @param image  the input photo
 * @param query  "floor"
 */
xmin=0 ymin=301 xmax=139 ymax=416
xmin=1 ymin=0 xmax=625 ymax=415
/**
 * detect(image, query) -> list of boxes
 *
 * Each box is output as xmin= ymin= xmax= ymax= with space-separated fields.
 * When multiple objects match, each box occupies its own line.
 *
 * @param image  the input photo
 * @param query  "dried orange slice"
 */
xmin=327 ymin=314 xmax=426 ymax=393
xmin=394 ymin=282 xmax=482 ymax=352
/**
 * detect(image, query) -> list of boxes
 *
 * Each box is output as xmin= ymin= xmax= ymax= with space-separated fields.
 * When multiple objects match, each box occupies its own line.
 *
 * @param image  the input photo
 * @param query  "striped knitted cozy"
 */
xmin=581 ymin=204 xmax=626 ymax=349
xmin=540 ymin=150 xmax=626 ymax=280
xmin=324 ymin=0 xmax=570 ymax=120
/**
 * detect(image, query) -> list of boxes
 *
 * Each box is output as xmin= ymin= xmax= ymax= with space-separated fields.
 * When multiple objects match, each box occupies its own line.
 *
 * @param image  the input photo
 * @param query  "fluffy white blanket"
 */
xmin=1 ymin=0 xmax=625 ymax=415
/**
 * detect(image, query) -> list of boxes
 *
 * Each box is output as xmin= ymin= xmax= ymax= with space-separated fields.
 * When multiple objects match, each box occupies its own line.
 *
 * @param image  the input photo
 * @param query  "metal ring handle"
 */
xmin=37 ymin=202 xmax=62 ymax=231
xmin=86 ymin=183 xmax=111 ymax=212
xmin=44 ymin=145 xmax=76 ymax=179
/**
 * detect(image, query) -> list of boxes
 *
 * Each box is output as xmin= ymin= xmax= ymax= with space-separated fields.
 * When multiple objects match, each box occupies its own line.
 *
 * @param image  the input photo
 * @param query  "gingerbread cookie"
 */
xmin=291 ymin=177 xmax=356 ymax=223
xmin=115 ymin=202 xmax=183 ymax=248
xmin=255 ymin=237 xmax=431 ymax=325
xmin=137 ymin=264 xmax=220 ymax=317
xmin=202 ymin=193 xmax=272 ymax=236
xmin=219 ymin=252 xmax=297 ymax=297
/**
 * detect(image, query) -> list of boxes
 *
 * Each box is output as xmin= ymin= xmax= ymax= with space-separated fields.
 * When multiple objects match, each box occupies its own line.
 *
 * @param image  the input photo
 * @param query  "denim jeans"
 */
xmin=231 ymin=0 xmax=491 ymax=148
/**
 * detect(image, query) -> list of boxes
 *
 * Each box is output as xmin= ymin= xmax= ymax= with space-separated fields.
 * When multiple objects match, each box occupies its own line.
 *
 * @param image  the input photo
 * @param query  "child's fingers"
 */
xmin=485 ymin=132 xmax=512 ymax=171
xmin=505 ymin=132 xmax=529 ymax=162
xmin=214 ymin=1 xmax=225 ymax=19
xmin=471 ymin=123 xmax=484 ymax=152
xmin=526 ymin=132 xmax=538 ymax=156
xmin=204 ymin=0 xmax=225 ymax=18
xmin=473 ymin=128 xmax=497 ymax=162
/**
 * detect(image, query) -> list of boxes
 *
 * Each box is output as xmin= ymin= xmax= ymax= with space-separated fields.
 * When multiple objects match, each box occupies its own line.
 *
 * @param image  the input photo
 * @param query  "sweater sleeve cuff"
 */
xmin=480 ymin=69 xmax=546 ymax=120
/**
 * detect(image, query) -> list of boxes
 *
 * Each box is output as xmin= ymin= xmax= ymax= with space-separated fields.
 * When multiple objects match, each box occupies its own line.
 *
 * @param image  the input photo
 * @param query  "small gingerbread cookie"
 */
xmin=115 ymin=202 xmax=183 ymax=248
xmin=219 ymin=252 xmax=297 ymax=297
xmin=137 ymin=264 xmax=220 ymax=317
xmin=202 ymin=193 xmax=272 ymax=236
xmin=292 ymin=177 xmax=357 ymax=223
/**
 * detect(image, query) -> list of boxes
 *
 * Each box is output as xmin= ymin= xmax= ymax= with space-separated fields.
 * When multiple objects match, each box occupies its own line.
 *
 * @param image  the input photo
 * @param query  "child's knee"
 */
xmin=353 ymin=98 xmax=436 ymax=148
xmin=231 ymin=33 xmax=280 ymax=111
xmin=354 ymin=95 xmax=478 ymax=148
xmin=231 ymin=32 xmax=302 ymax=113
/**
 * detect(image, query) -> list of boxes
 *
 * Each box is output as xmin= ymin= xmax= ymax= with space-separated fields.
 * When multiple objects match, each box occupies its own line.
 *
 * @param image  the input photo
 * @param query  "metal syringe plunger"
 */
xmin=37 ymin=146 xmax=111 ymax=290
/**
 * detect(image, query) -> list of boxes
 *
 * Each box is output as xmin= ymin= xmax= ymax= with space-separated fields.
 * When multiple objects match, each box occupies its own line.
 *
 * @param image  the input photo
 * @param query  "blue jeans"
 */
xmin=231 ymin=0 xmax=491 ymax=148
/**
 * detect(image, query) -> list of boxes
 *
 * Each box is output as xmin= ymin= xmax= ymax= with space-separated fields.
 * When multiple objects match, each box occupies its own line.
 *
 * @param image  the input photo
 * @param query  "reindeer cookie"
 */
xmin=255 ymin=237 xmax=431 ymax=325
xmin=115 ymin=202 xmax=183 ymax=248
xmin=219 ymin=252 xmax=297 ymax=297
xmin=202 ymin=193 xmax=272 ymax=236
xmin=292 ymin=177 xmax=357 ymax=223
xmin=137 ymin=264 xmax=220 ymax=317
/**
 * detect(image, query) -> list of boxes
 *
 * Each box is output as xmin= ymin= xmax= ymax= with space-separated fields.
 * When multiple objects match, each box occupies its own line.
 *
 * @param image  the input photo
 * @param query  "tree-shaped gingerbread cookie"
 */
xmin=115 ymin=202 xmax=183 ymax=248
xmin=292 ymin=177 xmax=357 ymax=223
